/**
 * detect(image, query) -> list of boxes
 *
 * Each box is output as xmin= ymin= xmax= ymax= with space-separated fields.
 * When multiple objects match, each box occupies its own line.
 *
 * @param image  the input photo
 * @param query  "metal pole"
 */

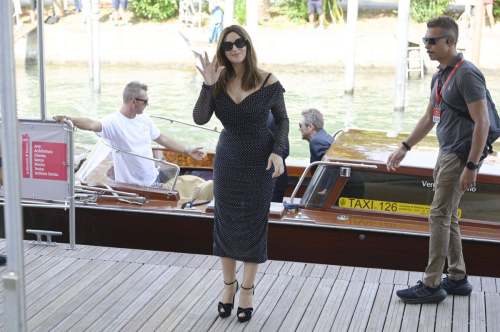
xmin=86 ymin=0 xmax=93 ymax=81
xmin=63 ymin=119 xmax=76 ymax=250
xmin=393 ymin=0 xmax=410 ymax=112
xmin=198 ymin=0 xmax=202 ymax=28
xmin=471 ymin=0 xmax=484 ymax=66
xmin=344 ymin=0 xmax=358 ymax=95
xmin=37 ymin=0 xmax=47 ymax=120
xmin=92 ymin=0 xmax=100 ymax=92
xmin=246 ymin=0 xmax=258 ymax=49
xmin=0 ymin=1 xmax=27 ymax=330
xmin=224 ymin=0 xmax=234 ymax=27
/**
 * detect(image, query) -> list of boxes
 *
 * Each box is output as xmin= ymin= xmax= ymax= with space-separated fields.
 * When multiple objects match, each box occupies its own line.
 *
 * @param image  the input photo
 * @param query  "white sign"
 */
xmin=0 ymin=122 xmax=69 ymax=201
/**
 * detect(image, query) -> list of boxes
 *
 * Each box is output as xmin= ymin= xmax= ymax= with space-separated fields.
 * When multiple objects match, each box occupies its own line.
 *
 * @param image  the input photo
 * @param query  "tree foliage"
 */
xmin=234 ymin=0 xmax=247 ymax=25
xmin=130 ymin=0 xmax=178 ymax=22
xmin=277 ymin=0 xmax=309 ymax=23
xmin=410 ymin=0 xmax=452 ymax=23
xmin=494 ymin=0 xmax=500 ymax=19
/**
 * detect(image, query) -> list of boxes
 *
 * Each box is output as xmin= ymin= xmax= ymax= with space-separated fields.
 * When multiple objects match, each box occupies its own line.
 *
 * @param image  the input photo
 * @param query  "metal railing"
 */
xmin=64 ymin=119 xmax=76 ymax=250
xmin=1 ymin=0 xmax=27 ymax=329
xmin=289 ymin=161 xmax=378 ymax=205
xmin=151 ymin=115 xmax=221 ymax=133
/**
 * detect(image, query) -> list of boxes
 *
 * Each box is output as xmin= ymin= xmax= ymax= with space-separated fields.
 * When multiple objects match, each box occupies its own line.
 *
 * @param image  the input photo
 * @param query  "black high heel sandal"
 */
xmin=218 ymin=279 xmax=239 ymax=318
xmin=237 ymin=284 xmax=255 ymax=323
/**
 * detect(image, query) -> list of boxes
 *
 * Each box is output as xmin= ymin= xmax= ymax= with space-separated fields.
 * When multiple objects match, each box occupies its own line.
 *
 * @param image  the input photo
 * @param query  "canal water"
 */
xmin=13 ymin=65 xmax=500 ymax=159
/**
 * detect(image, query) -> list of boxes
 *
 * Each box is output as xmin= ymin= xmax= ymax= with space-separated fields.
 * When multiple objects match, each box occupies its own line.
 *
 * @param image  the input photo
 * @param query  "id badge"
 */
xmin=433 ymin=108 xmax=441 ymax=123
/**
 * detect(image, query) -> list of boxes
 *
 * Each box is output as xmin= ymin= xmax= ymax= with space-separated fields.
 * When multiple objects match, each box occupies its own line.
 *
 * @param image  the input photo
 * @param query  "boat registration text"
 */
xmin=338 ymin=197 xmax=462 ymax=218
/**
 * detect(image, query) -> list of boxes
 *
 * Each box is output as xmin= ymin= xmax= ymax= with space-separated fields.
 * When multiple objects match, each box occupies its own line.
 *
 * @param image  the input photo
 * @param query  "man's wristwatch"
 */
xmin=401 ymin=141 xmax=411 ymax=151
xmin=466 ymin=161 xmax=479 ymax=170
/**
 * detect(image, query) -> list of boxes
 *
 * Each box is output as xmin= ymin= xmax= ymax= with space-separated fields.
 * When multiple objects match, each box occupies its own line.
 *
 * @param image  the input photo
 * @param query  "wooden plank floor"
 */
xmin=0 ymin=240 xmax=499 ymax=331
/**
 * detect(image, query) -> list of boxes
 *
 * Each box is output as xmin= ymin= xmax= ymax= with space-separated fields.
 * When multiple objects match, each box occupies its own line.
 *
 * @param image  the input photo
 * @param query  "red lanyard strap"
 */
xmin=435 ymin=58 xmax=464 ymax=105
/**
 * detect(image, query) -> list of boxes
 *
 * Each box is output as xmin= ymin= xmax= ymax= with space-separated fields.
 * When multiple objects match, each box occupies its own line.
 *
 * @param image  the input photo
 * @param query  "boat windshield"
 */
xmin=300 ymin=165 xmax=340 ymax=208
xmin=75 ymin=139 xmax=179 ymax=189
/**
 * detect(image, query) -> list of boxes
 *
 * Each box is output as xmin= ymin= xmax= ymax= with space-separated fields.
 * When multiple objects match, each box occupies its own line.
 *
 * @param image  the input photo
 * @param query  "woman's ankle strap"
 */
xmin=241 ymin=284 xmax=254 ymax=290
xmin=224 ymin=279 xmax=238 ymax=285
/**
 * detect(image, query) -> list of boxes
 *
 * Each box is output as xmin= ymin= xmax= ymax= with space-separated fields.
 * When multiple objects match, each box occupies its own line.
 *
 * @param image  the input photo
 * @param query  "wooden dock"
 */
xmin=13 ymin=24 xmax=37 ymax=43
xmin=0 ymin=239 xmax=499 ymax=331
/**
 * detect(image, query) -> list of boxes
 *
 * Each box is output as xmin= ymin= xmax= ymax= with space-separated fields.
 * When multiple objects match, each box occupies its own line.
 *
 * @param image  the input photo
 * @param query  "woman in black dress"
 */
xmin=193 ymin=25 xmax=289 ymax=323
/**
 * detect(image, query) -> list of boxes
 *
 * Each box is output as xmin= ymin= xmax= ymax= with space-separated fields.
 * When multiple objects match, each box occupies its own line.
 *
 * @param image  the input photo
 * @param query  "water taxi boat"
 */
xmin=1 ymin=129 xmax=499 ymax=277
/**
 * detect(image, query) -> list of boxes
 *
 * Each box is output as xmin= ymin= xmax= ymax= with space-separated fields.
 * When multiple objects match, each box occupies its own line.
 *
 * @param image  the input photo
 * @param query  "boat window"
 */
xmin=333 ymin=170 xmax=500 ymax=223
xmin=459 ymin=183 xmax=500 ymax=222
xmin=300 ymin=165 xmax=340 ymax=208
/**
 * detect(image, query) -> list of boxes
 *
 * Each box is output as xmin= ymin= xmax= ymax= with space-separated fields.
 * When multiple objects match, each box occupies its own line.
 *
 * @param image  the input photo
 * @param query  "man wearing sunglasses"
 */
xmin=300 ymin=108 xmax=334 ymax=175
xmin=54 ymin=81 xmax=206 ymax=187
xmin=387 ymin=16 xmax=490 ymax=304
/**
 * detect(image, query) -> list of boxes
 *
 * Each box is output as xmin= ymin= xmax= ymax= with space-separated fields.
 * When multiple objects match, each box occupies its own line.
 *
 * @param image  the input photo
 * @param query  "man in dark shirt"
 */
xmin=299 ymin=108 xmax=334 ymax=175
xmin=387 ymin=16 xmax=490 ymax=304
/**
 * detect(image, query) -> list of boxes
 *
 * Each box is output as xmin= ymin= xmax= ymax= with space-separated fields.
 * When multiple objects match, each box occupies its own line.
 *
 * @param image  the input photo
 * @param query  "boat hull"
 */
xmin=2 ymin=205 xmax=499 ymax=278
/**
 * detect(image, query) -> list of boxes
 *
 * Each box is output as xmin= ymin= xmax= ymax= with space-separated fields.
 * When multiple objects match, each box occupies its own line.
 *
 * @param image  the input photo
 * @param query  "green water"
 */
xmin=13 ymin=65 xmax=500 ymax=159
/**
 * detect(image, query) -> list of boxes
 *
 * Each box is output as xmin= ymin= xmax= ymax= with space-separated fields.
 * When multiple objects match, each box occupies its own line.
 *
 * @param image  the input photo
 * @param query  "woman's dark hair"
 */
xmin=213 ymin=25 xmax=261 ymax=97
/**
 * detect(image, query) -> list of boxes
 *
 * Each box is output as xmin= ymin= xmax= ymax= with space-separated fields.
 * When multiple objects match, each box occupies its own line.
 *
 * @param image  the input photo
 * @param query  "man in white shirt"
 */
xmin=54 ymin=81 xmax=206 ymax=186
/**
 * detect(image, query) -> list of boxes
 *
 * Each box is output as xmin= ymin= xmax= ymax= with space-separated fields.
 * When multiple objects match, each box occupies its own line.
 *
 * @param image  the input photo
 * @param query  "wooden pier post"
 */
xmin=86 ymin=0 xmax=93 ymax=81
xmin=344 ymin=0 xmax=358 ymax=95
xmin=393 ymin=0 xmax=410 ymax=113
xmin=91 ymin=0 xmax=100 ymax=92
xmin=472 ymin=0 xmax=484 ymax=67
xmin=37 ymin=0 xmax=47 ymax=119
xmin=246 ymin=0 xmax=259 ymax=49
xmin=224 ymin=0 xmax=234 ymax=27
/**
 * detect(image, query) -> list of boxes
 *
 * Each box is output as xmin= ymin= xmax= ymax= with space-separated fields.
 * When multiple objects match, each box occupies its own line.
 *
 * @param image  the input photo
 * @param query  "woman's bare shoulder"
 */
xmin=258 ymin=70 xmax=279 ymax=86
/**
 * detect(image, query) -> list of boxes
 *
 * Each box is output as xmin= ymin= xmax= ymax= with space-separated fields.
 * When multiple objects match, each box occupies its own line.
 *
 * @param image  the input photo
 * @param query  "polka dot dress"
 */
xmin=193 ymin=77 xmax=289 ymax=263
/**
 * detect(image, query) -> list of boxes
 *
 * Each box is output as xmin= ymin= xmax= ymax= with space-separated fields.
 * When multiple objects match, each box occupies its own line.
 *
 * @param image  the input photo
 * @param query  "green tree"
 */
xmin=494 ymin=0 xmax=500 ymax=20
xmin=131 ymin=0 xmax=178 ymax=22
xmin=278 ymin=0 xmax=308 ymax=23
xmin=234 ymin=0 xmax=247 ymax=25
xmin=410 ymin=0 xmax=452 ymax=23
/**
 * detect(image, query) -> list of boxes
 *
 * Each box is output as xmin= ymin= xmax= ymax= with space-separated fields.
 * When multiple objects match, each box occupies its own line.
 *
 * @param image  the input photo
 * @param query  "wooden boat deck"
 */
xmin=0 ymin=239 xmax=499 ymax=331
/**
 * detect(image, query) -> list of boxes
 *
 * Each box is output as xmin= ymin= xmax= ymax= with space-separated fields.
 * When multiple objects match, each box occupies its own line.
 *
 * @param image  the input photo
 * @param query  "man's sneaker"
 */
xmin=442 ymin=275 xmax=473 ymax=295
xmin=396 ymin=280 xmax=447 ymax=304
xmin=0 ymin=254 xmax=6 ymax=265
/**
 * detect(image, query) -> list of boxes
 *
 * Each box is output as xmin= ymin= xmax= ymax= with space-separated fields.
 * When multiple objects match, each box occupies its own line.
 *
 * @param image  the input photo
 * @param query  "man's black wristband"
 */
xmin=402 ymin=141 xmax=411 ymax=151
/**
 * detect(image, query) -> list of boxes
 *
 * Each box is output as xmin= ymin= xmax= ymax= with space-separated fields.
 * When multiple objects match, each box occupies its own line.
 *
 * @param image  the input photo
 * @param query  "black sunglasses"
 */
xmin=221 ymin=37 xmax=247 ymax=52
xmin=422 ymin=35 xmax=452 ymax=45
xmin=299 ymin=123 xmax=310 ymax=129
xmin=132 ymin=97 xmax=149 ymax=106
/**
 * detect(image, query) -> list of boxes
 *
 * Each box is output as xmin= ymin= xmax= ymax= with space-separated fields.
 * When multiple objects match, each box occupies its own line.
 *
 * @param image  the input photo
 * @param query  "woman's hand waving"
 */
xmin=196 ymin=52 xmax=225 ymax=86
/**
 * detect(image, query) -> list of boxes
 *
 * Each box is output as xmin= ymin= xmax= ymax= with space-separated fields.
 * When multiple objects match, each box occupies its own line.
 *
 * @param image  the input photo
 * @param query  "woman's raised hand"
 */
xmin=196 ymin=52 xmax=225 ymax=86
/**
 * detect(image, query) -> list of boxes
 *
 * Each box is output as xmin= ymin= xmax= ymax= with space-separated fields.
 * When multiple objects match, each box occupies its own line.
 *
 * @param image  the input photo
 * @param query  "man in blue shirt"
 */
xmin=300 ymin=108 xmax=334 ymax=175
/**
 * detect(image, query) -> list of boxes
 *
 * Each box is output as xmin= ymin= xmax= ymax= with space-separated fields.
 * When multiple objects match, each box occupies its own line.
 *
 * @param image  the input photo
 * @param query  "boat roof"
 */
xmin=325 ymin=128 xmax=500 ymax=176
